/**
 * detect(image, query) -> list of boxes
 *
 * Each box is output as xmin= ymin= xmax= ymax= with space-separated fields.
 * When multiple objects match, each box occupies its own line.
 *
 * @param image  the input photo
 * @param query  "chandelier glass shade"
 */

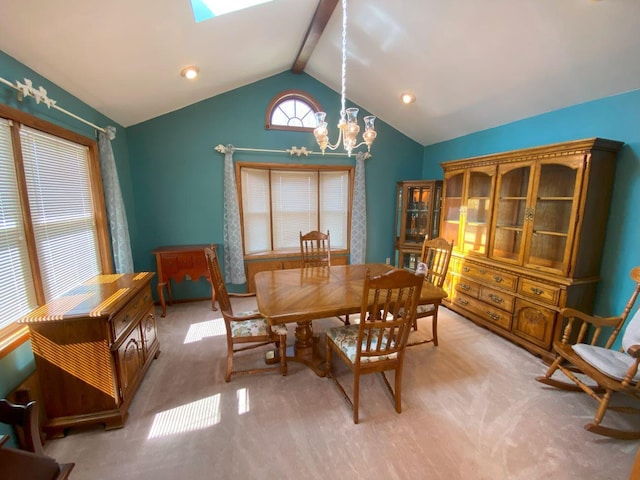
xmin=313 ymin=0 xmax=377 ymax=156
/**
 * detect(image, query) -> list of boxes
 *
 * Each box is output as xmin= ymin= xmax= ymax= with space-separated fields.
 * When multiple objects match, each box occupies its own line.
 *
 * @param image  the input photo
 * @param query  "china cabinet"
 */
xmin=440 ymin=138 xmax=622 ymax=361
xmin=394 ymin=180 xmax=442 ymax=269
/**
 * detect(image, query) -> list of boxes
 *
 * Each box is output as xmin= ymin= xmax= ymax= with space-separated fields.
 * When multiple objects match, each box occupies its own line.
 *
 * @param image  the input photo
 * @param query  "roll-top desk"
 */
xmin=19 ymin=272 xmax=160 ymax=438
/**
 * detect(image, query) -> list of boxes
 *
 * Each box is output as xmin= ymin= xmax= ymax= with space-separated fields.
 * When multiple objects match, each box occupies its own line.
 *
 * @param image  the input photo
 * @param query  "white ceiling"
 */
xmin=1 ymin=0 xmax=639 ymax=146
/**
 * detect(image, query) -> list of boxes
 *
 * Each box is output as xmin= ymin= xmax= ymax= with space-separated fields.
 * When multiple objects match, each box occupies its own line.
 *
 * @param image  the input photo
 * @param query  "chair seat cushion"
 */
xmin=572 ymin=344 xmax=640 ymax=383
xmin=326 ymin=325 xmax=397 ymax=364
xmin=416 ymin=304 xmax=436 ymax=315
xmin=231 ymin=315 xmax=287 ymax=337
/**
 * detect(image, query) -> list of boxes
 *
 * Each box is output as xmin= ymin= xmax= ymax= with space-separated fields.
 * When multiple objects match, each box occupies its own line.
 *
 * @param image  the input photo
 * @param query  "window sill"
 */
xmin=244 ymin=249 xmax=350 ymax=261
xmin=0 ymin=323 xmax=30 ymax=359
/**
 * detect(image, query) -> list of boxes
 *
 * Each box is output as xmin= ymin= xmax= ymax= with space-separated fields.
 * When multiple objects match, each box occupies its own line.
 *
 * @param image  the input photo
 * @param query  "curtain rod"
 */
xmin=214 ymin=144 xmax=370 ymax=159
xmin=0 ymin=76 xmax=107 ymax=134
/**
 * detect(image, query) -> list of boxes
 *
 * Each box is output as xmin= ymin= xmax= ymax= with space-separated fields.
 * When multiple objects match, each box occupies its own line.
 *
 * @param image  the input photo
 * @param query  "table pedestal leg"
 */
xmin=289 ymin=321 xmax=326 ymax=377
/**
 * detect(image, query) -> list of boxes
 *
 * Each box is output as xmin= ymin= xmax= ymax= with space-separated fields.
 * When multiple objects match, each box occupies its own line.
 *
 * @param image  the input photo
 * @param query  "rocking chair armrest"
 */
xmin=627 ymin=344 xmax=640 ymax=358
xmin=560 ymin=308 xmax=622 ymax=328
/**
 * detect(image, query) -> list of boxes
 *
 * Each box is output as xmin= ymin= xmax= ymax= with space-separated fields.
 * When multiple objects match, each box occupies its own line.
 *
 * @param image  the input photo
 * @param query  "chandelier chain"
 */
xmin=340 ymin=0 xmax=347 ymax=118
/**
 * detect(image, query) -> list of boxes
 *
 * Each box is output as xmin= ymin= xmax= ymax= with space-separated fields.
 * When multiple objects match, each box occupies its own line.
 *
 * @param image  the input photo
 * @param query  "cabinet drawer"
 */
xmin=460 ymin=263 xmax=517 ymax=291
xmin=453 ymin=292 xmax=512 ymax=331
xmin=455 ymin=278 xmax=480 ymax=298
xmin=479 ymin=285 xmax=515 ymax=313
xmin=518 ymin=278 xmax=560 ymax=306
xmin=112 ymin=286 xmax=153 ymax=339
xmin=513 ymin=299 xmax=556 ymax=349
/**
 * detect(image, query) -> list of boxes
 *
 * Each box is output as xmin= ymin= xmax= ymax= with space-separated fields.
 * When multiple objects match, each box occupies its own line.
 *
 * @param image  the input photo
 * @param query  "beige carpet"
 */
xmin=43 ymin=299 xmax=640 ymax=479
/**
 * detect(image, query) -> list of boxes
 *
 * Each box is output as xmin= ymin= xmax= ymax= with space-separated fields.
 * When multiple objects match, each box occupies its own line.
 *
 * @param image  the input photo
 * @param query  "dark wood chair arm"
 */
xmin=560 ymin=308 xmax=622 ymax=328
xmin=627 ymin=344 xmax=640 ymax=358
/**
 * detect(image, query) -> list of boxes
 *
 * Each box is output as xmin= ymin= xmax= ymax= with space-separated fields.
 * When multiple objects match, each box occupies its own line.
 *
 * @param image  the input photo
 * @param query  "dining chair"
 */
xmin=299 ymin=230 xmax=331 ymax=267
xmin=204 ymin=247 xmax=288 ymax=382
xmin=325 ymin=268 xmax=424 ymax=424
xmin=300 ymin=229 xmax=350 ymax=325
xmin=408 ymin=236 xmax=453 ymax=346
xmin=536 ymin=266 xmax=640 ymax=439
xmin=0 ymin=399 xmax=74 ymax=479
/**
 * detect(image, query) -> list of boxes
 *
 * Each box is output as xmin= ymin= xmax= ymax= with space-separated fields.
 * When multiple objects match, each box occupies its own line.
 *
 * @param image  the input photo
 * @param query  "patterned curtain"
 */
xmin=350 ymin=152 xmax=368 ymax=264
xmin=222 ymin=146 xmax=246 ymax=284
xmin=98 ymin=126 xmax=134 ymax=273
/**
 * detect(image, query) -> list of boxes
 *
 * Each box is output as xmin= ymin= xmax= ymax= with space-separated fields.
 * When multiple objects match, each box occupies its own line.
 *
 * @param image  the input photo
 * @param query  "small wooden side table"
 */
xmin=152 ymin=244 xmax=218 ymax=317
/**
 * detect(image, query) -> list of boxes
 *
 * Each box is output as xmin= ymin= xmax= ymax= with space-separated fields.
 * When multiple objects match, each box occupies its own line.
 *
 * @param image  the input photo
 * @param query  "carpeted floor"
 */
xmin=44 ymin=299 xmax=640 ymax=479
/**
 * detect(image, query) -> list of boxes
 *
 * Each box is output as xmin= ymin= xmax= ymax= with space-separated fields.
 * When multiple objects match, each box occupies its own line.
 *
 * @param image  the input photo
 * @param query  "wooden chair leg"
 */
xmin=432 ymin=310 xmax=439 ymax=346
xmin=353 ymin=373 xmax=360 ymax=424
xmin=225 ymin=345 xmax=233 ymax=383
xmin=395 ymin=367 xmax=402 ymax=414
xmin=278 ymin=334 xmax=287 ymax=376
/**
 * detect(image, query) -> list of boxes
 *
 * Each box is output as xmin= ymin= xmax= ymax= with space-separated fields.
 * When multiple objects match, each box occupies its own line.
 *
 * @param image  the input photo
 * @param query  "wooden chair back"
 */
xmin=0 ymin=399 xmax=74 ymax=479
xmin=300 ymin=230 xmax=331 ymax=267
xmin=204 ymin=246 xmax=233 ymax=318
xmin=420 ymin=237 xmax=453 ymax=288
xmin=357 ymin=269 xmax=424 ymax=363
xmin=0 ymin=399 xmax=43 ymax=455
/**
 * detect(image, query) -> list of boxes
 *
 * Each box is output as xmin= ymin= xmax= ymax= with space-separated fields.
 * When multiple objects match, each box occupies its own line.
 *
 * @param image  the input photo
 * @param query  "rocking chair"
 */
xmin=536 ymin=266 xmax=640 ymax=439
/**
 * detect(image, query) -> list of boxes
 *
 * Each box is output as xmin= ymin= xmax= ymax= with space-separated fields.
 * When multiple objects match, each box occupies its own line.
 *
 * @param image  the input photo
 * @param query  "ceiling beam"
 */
xmin=292 ymin=0 xmax=339 ymax=74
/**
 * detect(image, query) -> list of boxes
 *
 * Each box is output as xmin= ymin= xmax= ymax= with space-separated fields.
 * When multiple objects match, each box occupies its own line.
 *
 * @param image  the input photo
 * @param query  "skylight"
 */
xmin=190 ymin=0 xmax=273 ymax=22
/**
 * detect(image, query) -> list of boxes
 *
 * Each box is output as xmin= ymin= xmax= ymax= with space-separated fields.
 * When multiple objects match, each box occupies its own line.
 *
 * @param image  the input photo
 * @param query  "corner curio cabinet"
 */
xmin=394 ymin=180 xmax=443 ymax=270
xmin=440 ymin=138 xmax=623 ymax=361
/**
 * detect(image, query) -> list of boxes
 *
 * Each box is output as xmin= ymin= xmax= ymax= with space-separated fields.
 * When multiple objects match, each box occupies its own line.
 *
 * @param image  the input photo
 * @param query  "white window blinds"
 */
xmin=0 ymin=119 xmax=37 ymax=329
xmin=271 ymin=170 xmax=318 ymax=250
xmin=19 ymin=126 xmax=101 ymax=301
xmin=240 ymin=166 xmax=350 ymax=254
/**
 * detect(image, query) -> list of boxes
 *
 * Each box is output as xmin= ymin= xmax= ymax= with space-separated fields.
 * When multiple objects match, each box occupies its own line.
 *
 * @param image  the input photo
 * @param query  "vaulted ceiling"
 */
xmin=1 ymin=0 xmax=639 ymax=146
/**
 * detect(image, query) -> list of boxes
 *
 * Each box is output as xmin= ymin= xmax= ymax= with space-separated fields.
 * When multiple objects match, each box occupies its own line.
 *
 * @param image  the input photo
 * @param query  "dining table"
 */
xmin=254 ymin=263 xmax=448 ymax=377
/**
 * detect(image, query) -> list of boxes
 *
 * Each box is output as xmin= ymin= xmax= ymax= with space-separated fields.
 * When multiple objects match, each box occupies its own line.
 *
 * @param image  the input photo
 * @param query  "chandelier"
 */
xmin=313 ymin=0 xmax=377 ymax=156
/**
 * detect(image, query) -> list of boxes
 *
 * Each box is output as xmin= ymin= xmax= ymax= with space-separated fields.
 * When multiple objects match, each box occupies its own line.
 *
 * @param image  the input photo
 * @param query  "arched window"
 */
xmin=265 ymin=90 xmax=323 ymax=132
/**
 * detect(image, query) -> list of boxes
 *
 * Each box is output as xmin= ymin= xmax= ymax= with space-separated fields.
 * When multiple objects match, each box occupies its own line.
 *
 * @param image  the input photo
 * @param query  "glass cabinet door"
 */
xmin=525 ymin=159 xmax=583 ymax=274
xmin=491 ymin=162 xmax=533 ymax=265
xmin=461 ymin=167 xmax=495 ymax=256
xmin=441 ymin=171 xmax=465 ymax=250
xmin=404 ymin=185 xmax=433 ymax=245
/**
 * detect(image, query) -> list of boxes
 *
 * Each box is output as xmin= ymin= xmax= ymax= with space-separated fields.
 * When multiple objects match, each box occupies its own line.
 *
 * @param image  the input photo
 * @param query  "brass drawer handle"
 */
xmin=479 ymin=268 xmax=487 ymax=274
xmin=463 ymin=267 xmax=471 ymax=273
xmin=530 ymin=287 xmax=544 ymax=295
xmin=459 ymin=283 xmax=471 ymax=291
xmin=456 ymin=298 xmax=469 ymax=306
xmin=120 ymin=313 xmax=131 ymax=326
xmin=486 ymin=311 xmax=500 ymax=321
xmin=488 ymin=294 xmax=503 ymax=304
xmin=493 ymin=276 xmax=503 ymax=283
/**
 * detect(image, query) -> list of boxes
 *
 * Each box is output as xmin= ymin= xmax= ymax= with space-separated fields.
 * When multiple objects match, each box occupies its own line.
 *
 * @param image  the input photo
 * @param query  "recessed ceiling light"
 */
xmin=401 ymin=93 xmax=416 ymax=105
xmin=180 ymin=66 xmax=199 ymax=80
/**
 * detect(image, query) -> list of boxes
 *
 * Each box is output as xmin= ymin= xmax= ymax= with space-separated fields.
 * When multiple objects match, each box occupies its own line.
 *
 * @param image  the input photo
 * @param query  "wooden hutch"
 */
xmin=440 ymin=138 xmax=623 ymax=361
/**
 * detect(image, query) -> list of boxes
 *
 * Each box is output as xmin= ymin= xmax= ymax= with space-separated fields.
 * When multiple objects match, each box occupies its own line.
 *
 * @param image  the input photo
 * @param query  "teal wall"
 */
xmin=126 ymin=70 xmax=424 ymax=297
xmin=422 ymin=90 xmax=640 ymax=348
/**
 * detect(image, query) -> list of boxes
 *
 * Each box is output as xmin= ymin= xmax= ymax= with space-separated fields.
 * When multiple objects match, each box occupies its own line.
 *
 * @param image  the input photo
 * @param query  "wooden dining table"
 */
xmin=254 ymin=263 xmax=448 ymax=376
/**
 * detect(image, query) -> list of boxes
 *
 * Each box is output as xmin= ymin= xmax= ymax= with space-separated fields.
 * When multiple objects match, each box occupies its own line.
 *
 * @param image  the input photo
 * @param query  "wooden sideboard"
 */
xmin=152 ymin=244 xmax=218 ymax=317
xmin=19 ymin=272 xmax=159 ymax=438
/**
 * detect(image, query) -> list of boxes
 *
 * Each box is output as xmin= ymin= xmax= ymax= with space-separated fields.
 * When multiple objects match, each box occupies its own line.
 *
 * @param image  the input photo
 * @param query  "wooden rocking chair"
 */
xmin=536 ymin=266 xmax=640 ymax=439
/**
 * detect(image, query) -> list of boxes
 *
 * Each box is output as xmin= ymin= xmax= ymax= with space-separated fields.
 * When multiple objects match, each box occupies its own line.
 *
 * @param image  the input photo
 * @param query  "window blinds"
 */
xmin=0 ymin=119 xmax=37 ymax=328
xmin=19 ymin=125 xmax=101 ymax=302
